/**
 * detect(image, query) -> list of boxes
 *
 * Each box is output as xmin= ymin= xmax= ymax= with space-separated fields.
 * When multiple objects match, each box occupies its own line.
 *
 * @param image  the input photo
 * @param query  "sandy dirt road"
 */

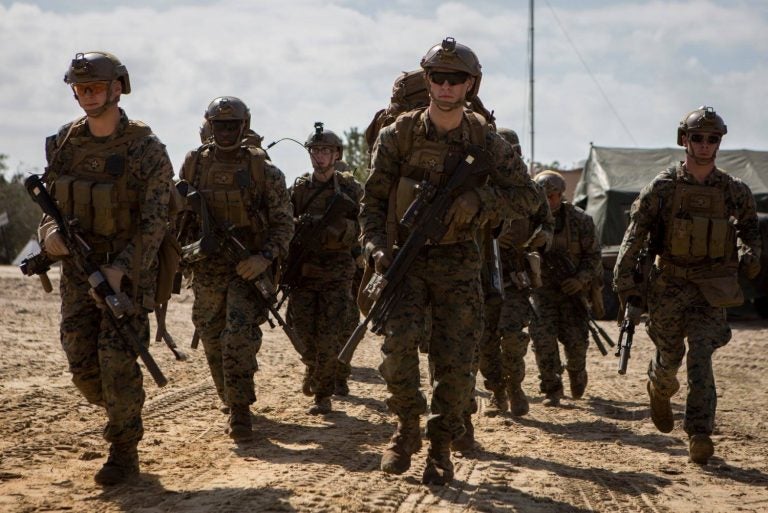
xmin=1 ymin=264 xmax=767 ymax=512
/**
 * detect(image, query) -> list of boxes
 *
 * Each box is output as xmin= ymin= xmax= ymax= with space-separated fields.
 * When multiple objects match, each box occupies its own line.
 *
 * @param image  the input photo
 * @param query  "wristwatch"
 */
xmin=260 ymin=249 xmax=274 ymax=262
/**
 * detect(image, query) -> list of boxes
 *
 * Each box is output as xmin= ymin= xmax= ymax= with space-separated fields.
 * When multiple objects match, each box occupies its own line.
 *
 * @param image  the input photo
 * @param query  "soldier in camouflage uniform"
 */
xmin=614 ymin=106 xmax=760 ymax=464
xmin=179 ymin=97 xmax=293 ymax=441
xmin=286 ymin=124 xmax=362 ymax=414
xmin=529 ymin=171 xmax=601 ymax=407
xmin=360 ymin=37 xmax=542 ymax=485
xmin=476 ymin=128 xmax=554 ymax=418
xmin=38 ymin=52 xmax=174 ymax=485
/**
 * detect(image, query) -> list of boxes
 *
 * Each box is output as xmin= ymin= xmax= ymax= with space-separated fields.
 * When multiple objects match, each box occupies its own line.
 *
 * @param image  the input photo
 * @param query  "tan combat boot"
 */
xmin=94 ymin=442 xmax=139 ymax=486
xmin=308 ymin=396 xmax=332 ymax=415
xmin=568 ymin=369 xmax=588 ymax=399
xmin=484 ymin=387 xmax=509 ymax=417
xmin=647 ymin=381 xmax=674 ymax=433
xmin=508 ymin=385 xmax=530 ymax=417
xmin=689 ymin=434 xmax=714 ymax=464
xmin=381 ymin=418 xmax=422 ymax=474
xmin=422 ymin=439 xmax=454 ymax=485
xmin=227 ymin=405 xmax=253 ymax=441
xmin=450 ymin=413 xmax=475 ymax=452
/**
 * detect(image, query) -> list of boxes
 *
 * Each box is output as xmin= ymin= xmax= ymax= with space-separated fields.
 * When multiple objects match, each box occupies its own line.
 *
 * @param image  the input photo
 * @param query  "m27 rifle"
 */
xmin=541 ymin=251 xmax=615 ymax=356
xmin=276 ymin=189 xmax=358 ymax=308
xmin=20 ymin=175 xmax=168 ymax=387
xmin=338 ymin=145 xmax=491 ymax=365
xmin=615 ymin=247 xmax=653 ymax=374
xmin=179 ymin=181 xmax=306 ymax=356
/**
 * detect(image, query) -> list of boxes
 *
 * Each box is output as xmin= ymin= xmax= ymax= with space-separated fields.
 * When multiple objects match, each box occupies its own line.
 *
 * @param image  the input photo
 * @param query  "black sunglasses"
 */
xmin=428 ymin=71 xmax=469 ymax=86
xmin=689 ymin=133 xmax=721 ymax=144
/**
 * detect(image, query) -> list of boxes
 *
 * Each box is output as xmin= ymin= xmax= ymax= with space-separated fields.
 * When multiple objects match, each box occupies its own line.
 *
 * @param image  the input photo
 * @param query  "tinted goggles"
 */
xmin=689 ymin=133 xmax=721 ymax=144
xmin=428 ymin=71 xmax=469 ymax=86
xmin=309 ymin=146 xmax=335 ymax=156
xmin=72 ymin=81 xmax=109 ymax=96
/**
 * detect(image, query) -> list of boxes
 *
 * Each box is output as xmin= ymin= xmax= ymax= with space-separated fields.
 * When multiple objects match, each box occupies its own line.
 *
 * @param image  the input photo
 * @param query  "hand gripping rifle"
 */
xmin=276 ymin=190 xmax=358 ymax=309
xmin=20 ymin=175 xmax=168 ymax=387
xmin=541 ymin=251 xmax=615 ymax=356
xmin=180 ymin=182 xmax=306 ymax=356
xmin=338 ymin=146 xmax=491 ymax=365
xmin=615 ymin=247 xmax=652 ymax=374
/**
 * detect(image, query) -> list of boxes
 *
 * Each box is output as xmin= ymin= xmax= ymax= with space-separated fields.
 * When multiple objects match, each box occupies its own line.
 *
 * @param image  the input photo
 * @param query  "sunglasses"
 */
xmin=428 ymin=71 xmax=469 ymax=86
xmin=72 ymin=81 xmax=109 ymax=96
xmin=212 ymin=120 xmax=242 ymax=132
xmin=689 ymin=133 xmax=721 ymax=144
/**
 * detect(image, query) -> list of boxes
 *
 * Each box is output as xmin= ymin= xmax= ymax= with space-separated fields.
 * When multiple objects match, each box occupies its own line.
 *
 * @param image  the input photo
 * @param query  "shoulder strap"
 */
xmin=44 ymin=116 xmax=86 ymax=182
xmin=464 ymin=109 xmax=488 ymax=147
xmin=393 ymin=108 xmax=426 ymax=163
xmin=247 ymin=146 xmax=267 ymax=207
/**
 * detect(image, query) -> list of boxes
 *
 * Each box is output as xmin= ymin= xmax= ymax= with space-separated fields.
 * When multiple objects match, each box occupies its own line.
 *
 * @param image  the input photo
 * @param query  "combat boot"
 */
xmin=542 ymin=386 xmax=563 ymax=407
xmin=568 ymin=369 xmax=588 ymax=399
xmin=484 ymin=387 xmax=509 ymax=417
xmin=508 ymin=385 xmax=530 ymax=417
xmin=688 ymin=434 xmax=714 ymax=464
xmin=380 ymin=418 xmax=422 ymax=474
xmin=450 ymin=413 xmax=475 ymax=452
xmin=334 ymin=379 xmax=350 ymax=397
xmin=647 ymin=381 xmax=674 ymax=433
xmin=308 ymin=396 xmax=332 ymax=415
xmin=422 ymin=440 xmax=454 ymax=485
xmin=94 ymin=442 xmax=139 ymax=486
xmin=227 ymin=405 xmax=253 ymax=441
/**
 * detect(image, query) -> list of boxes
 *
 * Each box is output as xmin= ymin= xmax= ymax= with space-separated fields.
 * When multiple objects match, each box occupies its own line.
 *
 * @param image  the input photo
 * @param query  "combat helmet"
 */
xmin=305 ymin=122 xmax=344 ymax=159
xmin=677 ymin=106 xmax=727 ymax=146
xmin=497 ymin=127 xmax=521 ymax=155
xmin=420 ymin=37 xmax=482 ymax=99
xmin=534 ymin=170 xmax=566 ymax=195
xmin=64 ymin=51 xmax=131 ymax=94
xmin=204 ymin=96 xmax=250 ymax=150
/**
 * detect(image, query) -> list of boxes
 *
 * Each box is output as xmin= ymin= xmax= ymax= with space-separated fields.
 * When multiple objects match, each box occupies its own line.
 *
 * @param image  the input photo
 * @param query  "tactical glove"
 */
xmin=561 ymin=277 xmax=584 ymax=295
xmin=444 ymin=190 xmax=480 ymax=227
xmin=43 ymin=230 xmax=70 ymax=256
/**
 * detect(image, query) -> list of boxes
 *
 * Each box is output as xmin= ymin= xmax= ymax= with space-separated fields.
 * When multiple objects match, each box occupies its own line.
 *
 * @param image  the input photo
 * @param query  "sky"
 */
xmin=1 ymin=0 xmax=766 ymax=185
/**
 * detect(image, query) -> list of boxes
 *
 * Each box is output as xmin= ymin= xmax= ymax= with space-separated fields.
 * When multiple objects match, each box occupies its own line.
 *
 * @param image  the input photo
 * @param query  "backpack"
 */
xmin=364 ymin=69 xmax=496 ymax=151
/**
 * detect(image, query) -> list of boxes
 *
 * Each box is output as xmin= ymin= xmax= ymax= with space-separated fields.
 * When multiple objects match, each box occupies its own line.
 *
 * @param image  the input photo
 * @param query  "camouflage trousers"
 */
xmin=646 ymin=274 xmax=731 ymax=436
xmin=477 ymin=286 xmax=532 ymax=391
xmin=59 ymin=262 xmax=147 ymax=445
xmin=380 ymin=240 xmax=483 ymax=443
xmin=287 ymin=283 xmax=357 ymax=398
xmin=529 ymin=286 xmax=589 ymax=394
xmin=192 ymin=269 xmax=263 ymax=407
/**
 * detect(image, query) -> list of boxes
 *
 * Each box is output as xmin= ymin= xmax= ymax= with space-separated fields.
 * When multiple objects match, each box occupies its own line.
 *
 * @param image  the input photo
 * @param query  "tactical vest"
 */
xmin=183 ymin=145 xmax=268 ymax=251
xmin=389 ymin=108 xmax=488 ymax=246
xmin=292 ymin=172 xmax=351 ymax=251
xmin=550 ymin=205 xmax=581 ymax=259
xmin=662 ymin=179 xmax=734 ymax=264
xmin=51 ymin=118 xmax=151 ymax=253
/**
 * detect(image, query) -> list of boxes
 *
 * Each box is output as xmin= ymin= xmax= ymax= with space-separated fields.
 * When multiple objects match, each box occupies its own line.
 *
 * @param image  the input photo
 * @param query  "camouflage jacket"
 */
xmin=360 ymin=108 xmax=542 ymax=256
xmin=499 ymin=182 xmax=554 ymax=272
xmin=289 ymin=170 xmax=363 ymax=284
xmin=614 ymin=162 xmax=760 ymax=295
xmin=542 ymin=201 xmax=601 ymax=288
xmin=40 ymin=109 xmax=173 ymax=309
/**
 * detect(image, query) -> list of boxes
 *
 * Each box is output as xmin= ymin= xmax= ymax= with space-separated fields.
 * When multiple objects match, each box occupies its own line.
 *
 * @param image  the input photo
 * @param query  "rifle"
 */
xmin=180 ymin=182 xmax=307 ymax=356
xmin=616 ymin=296 xmax=643 ymax=374
xmin=338 ymin=145 xmax=491 ymax=365
xmin=541 ymin=251 xmax=615 ymax=356
xmin=154 ymin=301 xmax=187 ymax=361
xmin=20 ymin=175 xmax=168 ymax=387
xmin=276 ymin=190 xmax=358 ymax=309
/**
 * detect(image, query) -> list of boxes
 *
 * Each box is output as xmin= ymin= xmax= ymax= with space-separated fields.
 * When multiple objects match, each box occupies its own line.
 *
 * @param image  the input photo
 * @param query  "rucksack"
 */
xmin=364 ymin=69 xmax=496 ymax=151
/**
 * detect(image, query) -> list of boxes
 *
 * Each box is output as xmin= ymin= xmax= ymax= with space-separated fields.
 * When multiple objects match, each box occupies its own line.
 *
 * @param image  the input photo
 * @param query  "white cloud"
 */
xmin=0 ymin=0 xmax=766 ymax=182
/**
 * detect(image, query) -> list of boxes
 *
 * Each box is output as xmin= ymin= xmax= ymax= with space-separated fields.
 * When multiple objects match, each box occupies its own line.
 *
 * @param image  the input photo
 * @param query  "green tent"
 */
xmin=573 ymin=146 xmax=768 ymax=247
